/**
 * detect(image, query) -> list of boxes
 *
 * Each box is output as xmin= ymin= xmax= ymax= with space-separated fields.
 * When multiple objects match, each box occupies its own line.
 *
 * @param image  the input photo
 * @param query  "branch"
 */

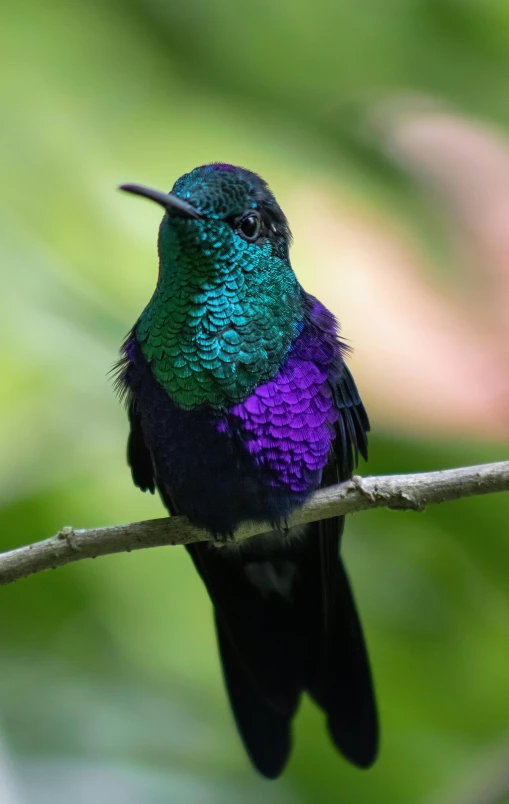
xmin=1 ymin=461 xmax=508 ymax=588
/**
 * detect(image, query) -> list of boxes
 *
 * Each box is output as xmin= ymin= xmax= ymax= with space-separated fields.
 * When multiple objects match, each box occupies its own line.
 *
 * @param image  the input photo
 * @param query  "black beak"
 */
xmin=119 ymin=183 xmax=202 ymax=219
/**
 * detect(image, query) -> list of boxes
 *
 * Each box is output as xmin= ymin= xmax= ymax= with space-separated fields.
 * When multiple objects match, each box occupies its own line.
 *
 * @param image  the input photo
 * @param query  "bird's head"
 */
xmin=120 ymin=163 xmax=292 ymax=268
xmin=119 ymin=164 xmax=303 ymax=408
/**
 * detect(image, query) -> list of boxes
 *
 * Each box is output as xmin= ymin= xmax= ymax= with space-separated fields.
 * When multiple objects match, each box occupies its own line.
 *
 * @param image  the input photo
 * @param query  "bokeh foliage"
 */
xmin=1 ymin=1 xmax=509 ymax=801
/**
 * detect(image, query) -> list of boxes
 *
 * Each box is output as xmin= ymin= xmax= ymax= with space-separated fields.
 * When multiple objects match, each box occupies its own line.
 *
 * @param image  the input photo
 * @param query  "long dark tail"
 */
xmin=186 ymin=516 xmax=378 ymax=779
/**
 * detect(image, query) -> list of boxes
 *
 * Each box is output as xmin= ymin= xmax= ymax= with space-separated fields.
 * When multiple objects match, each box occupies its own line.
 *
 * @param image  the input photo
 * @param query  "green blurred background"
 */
xmin=2 ymin=1 xmax=509 ymax=802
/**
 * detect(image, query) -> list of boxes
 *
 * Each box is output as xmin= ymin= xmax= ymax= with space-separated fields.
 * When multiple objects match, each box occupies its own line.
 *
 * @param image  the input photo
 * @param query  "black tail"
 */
xmin=186 ymin=516 xmax=378 ymax=779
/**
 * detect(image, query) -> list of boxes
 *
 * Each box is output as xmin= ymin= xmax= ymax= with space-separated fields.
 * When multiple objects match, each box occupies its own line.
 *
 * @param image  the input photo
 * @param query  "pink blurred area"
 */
xmin=291 ymin=106 xmax=509 ymax=440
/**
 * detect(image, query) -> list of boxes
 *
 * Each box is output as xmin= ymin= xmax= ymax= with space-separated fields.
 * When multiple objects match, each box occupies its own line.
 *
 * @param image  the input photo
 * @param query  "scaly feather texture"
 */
xmin=136 ymin=165 xmax=303 ymax=409
xmin=116 ymin=163 xmax=378 ymax=777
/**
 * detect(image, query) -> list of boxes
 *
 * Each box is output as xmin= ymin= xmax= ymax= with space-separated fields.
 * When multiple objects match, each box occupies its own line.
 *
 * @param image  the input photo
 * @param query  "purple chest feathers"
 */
xmin=224 ymin=330 xmax=339 ymax=494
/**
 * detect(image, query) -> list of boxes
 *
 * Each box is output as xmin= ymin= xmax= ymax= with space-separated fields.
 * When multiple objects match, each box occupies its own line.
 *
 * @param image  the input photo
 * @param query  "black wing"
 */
xmin=305 ymin=361 xmax=378 ymax=767
xmin=114 ymin=333 xmax=156 ymax=496
xmin=330 ymin=362 xmax=370 ymax=480
xmin=127 ymin=400 xmax=155 ymax=494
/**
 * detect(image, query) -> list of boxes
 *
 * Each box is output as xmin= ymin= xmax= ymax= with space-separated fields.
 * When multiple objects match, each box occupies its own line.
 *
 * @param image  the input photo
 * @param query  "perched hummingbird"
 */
xmin=116 ymin=163 xmax=378 ymax=778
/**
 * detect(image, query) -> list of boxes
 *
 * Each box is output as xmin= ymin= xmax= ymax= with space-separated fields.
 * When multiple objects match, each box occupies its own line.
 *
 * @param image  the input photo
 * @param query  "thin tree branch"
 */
xmin=1 ymin=461 xmax=508 ymax=588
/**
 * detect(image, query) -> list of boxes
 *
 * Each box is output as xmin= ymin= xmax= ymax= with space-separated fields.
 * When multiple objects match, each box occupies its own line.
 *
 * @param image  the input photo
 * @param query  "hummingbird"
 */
xmin=115 ymin=163 xmax=378 ymax=778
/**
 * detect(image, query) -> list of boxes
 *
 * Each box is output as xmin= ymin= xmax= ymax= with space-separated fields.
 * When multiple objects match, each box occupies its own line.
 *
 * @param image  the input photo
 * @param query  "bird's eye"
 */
xmin=237 ymin=212 xmax=261 ymax=241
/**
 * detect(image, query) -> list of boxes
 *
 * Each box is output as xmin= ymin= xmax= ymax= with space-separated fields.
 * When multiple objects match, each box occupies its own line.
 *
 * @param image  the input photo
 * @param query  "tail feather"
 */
xmin=305 ymin=543 xmax=378 ymax=767
xmin=215 ymin=613 xmax=294 ymax=779
xmin=186 ymin=518 xmax=378 ymax=778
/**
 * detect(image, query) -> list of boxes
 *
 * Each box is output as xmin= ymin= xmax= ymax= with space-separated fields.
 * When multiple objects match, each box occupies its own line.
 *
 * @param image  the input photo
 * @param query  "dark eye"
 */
xmin=237 ymin=212 xmax=261 ymax=241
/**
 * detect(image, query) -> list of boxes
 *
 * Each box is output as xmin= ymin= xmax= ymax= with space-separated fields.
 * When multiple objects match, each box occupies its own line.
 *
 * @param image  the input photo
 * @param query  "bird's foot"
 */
xmin=275 ymin=519 xmax=290 ymax=538
xmin=211 ymin=529 xmax=236 ymax=548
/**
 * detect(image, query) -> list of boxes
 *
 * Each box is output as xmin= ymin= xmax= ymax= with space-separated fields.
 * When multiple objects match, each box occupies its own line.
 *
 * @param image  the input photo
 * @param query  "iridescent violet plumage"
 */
xmin=228 ymin=299 xmax=340 ymax=494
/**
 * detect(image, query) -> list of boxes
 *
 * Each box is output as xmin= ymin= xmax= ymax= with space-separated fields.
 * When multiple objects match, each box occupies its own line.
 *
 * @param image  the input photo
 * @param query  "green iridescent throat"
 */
xmin=136 ymin=216 xmax=304 ymax=409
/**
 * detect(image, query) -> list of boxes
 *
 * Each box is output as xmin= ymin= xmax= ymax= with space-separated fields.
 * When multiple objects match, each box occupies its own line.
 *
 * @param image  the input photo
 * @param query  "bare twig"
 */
xmin=0 ymin=461 xmax=507 ymax=588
